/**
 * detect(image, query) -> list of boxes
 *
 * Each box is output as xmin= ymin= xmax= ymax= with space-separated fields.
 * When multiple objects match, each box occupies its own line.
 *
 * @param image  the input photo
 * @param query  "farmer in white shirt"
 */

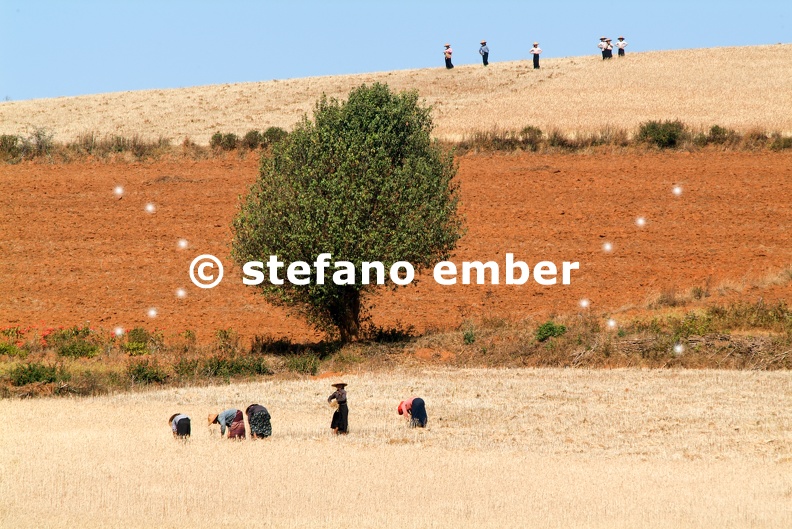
xmin=605 ymin=38 xmax=613 ymax=59
xmin=479 ymin=40 xmax=489 ymax=66
xmin=444 ymin=43 xmax=454 ymax=69
xmin=616 ymin=36 xmax=627 ymax=57
xmin=530 ymin=42 xmax=542 ymax=69
xmin=598 ymin=37 xmax=608 ymax=59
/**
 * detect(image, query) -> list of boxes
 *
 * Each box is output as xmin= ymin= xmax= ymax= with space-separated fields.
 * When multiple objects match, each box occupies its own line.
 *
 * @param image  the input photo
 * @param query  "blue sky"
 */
xmin=2 ymin=0 xmax=789 ymax=101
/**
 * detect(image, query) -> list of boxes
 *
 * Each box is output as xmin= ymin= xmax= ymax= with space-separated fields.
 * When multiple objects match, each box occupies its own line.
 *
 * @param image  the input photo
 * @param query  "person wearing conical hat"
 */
xmin=328 ymin=382 xmax=349 ymax=435
xmin=598 ymin=37 xmax=608 ymax=60
xmin=443 ymin=43 xmax=454 ymax=69
xmin=169 ymin=413 xmax=191 ymax=439
xmin=529 ymin=42 xmax=542 ymax=69
xmin=615 ymin=36 xmax=628 ymax=57
xmin=479 ymin=40 xmax=489 ymax=66
xmin=398 ymin=397 xmax=428 ymax=428
xmin=208 ymin=408 xmax=246 ymax=439
xmin=605 ymin=38 xmax=613 ymax=59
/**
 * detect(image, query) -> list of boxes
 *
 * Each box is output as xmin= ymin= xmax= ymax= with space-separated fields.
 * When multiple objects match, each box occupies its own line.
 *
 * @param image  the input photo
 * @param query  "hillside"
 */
xmin=2 ymin=44 xmax=791 ymax=144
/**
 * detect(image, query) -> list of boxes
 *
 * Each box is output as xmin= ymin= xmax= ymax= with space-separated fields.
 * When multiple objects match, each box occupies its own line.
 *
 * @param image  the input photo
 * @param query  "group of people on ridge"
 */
xmin=168 ymin=382 xmax=428 ymax=439
xmin=443 ymin=35 xmax=628 ymax=69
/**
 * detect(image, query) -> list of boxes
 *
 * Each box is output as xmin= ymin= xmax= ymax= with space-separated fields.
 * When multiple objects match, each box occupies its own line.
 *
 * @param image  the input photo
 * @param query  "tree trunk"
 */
xmin=337 ymin=288 xmax=361 ymax=343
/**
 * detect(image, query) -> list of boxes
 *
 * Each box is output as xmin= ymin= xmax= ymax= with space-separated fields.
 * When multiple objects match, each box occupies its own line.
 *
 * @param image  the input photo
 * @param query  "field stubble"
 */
xmin=1 ymin=368 xmax=790 ymax=528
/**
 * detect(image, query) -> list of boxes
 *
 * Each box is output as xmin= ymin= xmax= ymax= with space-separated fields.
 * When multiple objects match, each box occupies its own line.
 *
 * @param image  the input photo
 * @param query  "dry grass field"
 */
xmin=1 ymin=368 xmax=790 ymax=528
xmin=2 ymin=45 xmax=792 ymax=144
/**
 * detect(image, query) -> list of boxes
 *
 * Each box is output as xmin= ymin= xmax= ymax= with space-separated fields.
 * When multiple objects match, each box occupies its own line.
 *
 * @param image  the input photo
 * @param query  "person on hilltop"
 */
xmin=169 ymin=413 xmax=191 ymax=439
xmin=530 ymin=42 xmax=542 ymax=69
xmin=598 ymin=37 xmax=608 ymax=60
xmin=328 ymin=382 xmax=349 ymax=435
xmin=605 ymin=38 xmax=614 ymax=59
xmin=615 ymin=36 xmax=628 ymax=57
xmin=209 ymin=408 xmax=246 ymax=439
xmin=246 ymin=403 xmax=272 ymax=439
xmin=444 ymin=43 xmax=454 ymax=69
xmin=398 ymin=397 xmax=428 ymax=428
xmin=479 ymin=40 xmax=489 ymax=66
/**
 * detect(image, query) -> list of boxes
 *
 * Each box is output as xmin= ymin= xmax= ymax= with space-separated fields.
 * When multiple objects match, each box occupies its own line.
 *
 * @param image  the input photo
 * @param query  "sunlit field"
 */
xmin=1 ymin=45 xmax=791 ymax=144
xmin=2 ymin=368 xmax=790 ymax=528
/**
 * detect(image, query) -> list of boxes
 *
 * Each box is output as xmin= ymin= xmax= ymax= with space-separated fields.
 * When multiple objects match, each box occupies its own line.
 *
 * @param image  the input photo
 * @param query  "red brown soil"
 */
xmin=2 ymin=151 xmax=791 ymax=343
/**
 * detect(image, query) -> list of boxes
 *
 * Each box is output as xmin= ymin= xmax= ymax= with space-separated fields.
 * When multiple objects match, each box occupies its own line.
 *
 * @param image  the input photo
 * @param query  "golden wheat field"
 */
xmin=1 ymin=368 xmax=790 ymax=528
xmin=2 ymin=45 xmax=792 ymax=144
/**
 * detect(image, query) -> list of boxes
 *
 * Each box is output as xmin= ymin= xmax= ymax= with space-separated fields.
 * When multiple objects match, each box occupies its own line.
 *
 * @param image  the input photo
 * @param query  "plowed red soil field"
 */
xmin=2 ymin=151 xmax=791 ymax=342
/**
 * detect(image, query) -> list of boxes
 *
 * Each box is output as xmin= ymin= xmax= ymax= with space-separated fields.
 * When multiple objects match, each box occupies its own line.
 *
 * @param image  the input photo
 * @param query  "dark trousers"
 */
xmin=601 ymin=50 xmax=607 ymax=60
xmin=533 ymin=54 xmax=539 ymax=69
xmin=481 ymin=52 xmax=489 ymax=66
xmin=445 ymin=58 xmax=454 ymax=69
xmin=175 ymin=418 xmax=191 ymax=438
xmin=605 ymin=49 xmax=613 ymax=59
xmin=618 ymin=48 xmax=625 ymax=57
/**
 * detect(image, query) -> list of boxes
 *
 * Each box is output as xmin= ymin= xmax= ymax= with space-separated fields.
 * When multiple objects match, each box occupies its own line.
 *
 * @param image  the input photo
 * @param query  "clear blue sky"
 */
xmin=2 ymin=0 xmax=789 ymax=101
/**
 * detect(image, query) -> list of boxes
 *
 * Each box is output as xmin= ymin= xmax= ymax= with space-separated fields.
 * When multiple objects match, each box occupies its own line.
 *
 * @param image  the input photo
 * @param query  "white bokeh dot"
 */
xmin=579 ymin=299 xmax=590 ymax=308
xmin=673 ymin=186 xmax=683 ymax=196
xmin=114 ymin=326 xmax=125 ymax=337
xmin=176 ymin=288 xmax=186 ymax=298
xmin=147 ymin=308 xmax=158 ymax=318
xmin=607 ymin=319 xmax=617 ymax=329
xmin=178 ymin=239 xmax=189 ymax=249
xmin=114 ymin=186 xmax=124 ymax=196
xmin=603 ymin=242 xmax=613 ymax=252
xmin=635 ymin=217 xmax=646 ymax=227
xmin=145 ymin=203 xmax=156 ymax=213
xmin=673 ymin=343 xmax=685 ymax=355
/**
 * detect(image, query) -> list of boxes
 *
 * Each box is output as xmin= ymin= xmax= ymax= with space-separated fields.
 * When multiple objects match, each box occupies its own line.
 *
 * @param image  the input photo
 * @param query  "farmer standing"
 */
xmin=615 ymin=36 xmax=628 ymax=57
xmin=209 ymin=408 xmax=246 ymax=439
xmin=444 ymin=43 xmax=454 ymax=69
xmin=328 ymin=382 xmax=349 ymax=435
xmin=598 ymin=37 xmax=608 ymax=59
xmin=605 ymin=38 xmax=614 ymax=59
xmin=530 ymin=42 xmax=542 ymax=69
xmin=479 ymin=40 xmax=489 ymax=66
xmin=398 ymin=397 xmax=428 ymax=428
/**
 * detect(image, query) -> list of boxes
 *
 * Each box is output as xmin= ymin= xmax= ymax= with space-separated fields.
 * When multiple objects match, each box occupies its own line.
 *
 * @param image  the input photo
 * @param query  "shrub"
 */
xmin=242 ymin=129 xmax=263 ymax=149
xmin=0 ymin=134 xmax=21 ymax=162
xmin=210 ymin=132 xmax=239 ymax=150
xmin=126 ymin=358 xmax=168 ymax=384
xmin=9 ymin=362 xmax=64 ymax=386
xmin=201 ymin=355 xmax=272 ymax=378
xmin=19 ymin=127 xmax=55 ymax=158
xmin=637 ymin=120 xmax=686 ymax=148
xmin=58 ymin=340 xmax=99 ymax=358
xmin=174 ymin=358 xmax=199 ymax=379
xmin=364 ymin=322 xmax=416 ymax=343
xmin=535 ymin=321 xmax=567 ymax=342
xmin=463 ymin=328 xmax=476 ymax=345
xmin=261 ymin=126 xmax=288 ymax=146
xmin=285 ymin=354 xmax=320 ymax=375
xmin=707 ymin=125 xmax=738 ymax=145
xmin=0 ymin=342 xmax=26 ymax=358
xmin=769 ymin=134 xmax=792 ymax=151
xmin=250 ymin=334 xmax=298 ymax=355
xmin=214 ymin=328 xmax=240 ymax=355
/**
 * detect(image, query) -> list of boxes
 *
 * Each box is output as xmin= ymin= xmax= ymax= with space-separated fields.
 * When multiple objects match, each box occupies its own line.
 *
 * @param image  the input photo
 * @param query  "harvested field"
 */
xmin=1 ymin=368 xmax=790 ymax=528
xmin=2 ymin=151 xmax=792 ymax=343
xmin=2 ymin=45 xmax=792 ymax=144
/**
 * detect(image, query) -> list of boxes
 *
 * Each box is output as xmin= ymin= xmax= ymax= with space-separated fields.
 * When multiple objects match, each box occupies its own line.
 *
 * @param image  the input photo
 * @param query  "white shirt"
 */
xmin=615 ymin=40 xmax=627 ymax=49
xmin=530 ymin=46 xmax=542 ymax=55
xmin=598 ymin=41 xmax=607 ymax=50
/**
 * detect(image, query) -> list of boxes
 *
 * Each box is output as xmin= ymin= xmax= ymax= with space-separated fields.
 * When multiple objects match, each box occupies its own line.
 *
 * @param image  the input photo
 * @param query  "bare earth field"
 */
xmin=2 ymin=151 xmax=791 ymax=342
xmin=2 ymin=45 xmax=792 ymax=143
xmin=1 ymin=369 xmax=790 ymax=528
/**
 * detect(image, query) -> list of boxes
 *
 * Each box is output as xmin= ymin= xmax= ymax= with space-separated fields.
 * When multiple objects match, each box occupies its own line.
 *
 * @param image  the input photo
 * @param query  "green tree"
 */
xmin=232 ymin=83 xmax=463 ymax=342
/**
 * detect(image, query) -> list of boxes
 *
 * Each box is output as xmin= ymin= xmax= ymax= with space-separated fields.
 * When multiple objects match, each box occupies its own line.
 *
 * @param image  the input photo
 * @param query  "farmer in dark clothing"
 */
xmin=444 ymin=43 xmax=454 ymax=69
xmin=246 ymin=404 xmax=272 ymax=439
xmin=169 ymin=413 xmax=191 ymax=438
xmin=328 ymin=382 xmax=349 ymax=435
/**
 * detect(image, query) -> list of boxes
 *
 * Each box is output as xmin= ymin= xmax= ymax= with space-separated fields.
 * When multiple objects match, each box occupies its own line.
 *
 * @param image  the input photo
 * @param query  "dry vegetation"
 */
xmin=1 ymin=368 xmax=790 ymax=528
xmin=1 ymin=45 xmax=791 ymax=144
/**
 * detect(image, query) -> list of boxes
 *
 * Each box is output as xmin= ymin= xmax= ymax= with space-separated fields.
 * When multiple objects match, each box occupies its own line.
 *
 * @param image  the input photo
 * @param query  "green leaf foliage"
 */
xmin=232 ymin=83 xmax=463 ymax=341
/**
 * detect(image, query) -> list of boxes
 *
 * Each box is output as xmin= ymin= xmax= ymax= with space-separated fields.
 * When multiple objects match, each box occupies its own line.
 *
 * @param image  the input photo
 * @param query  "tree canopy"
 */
xmin=231 ymin=83 xmax=463 ymax=341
